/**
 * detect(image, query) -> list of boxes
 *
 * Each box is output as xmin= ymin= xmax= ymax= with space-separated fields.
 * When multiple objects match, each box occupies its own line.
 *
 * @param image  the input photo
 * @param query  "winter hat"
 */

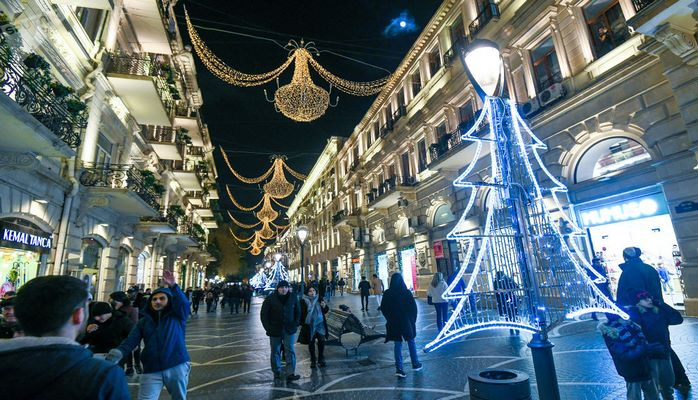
xmin=91 ymin=301 xmax=112 ymax=317
xmin=109 ymin=291 xmax=130 ymax=305
xmin=277 ymin=280 xmax=290 ymax=289
xmin=623 ymin=247 xmax=642 ymax=259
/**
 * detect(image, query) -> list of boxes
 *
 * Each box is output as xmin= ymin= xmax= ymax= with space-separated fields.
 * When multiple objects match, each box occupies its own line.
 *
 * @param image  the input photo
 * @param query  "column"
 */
xmin=79 ymin=84 xmax=106 ymax=164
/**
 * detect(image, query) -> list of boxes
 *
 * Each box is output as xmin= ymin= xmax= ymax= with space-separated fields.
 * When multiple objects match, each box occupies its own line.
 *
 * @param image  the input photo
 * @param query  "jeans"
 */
xmin=626 ymin=380 xmax=659 ymax=400
xmin=138 ymin=362 xmax=190 ymax=400
xmin=650 ymin=358 xmax=675 ymax=399
xmin=394 ymin=338 xmax=419 ymax=371
xmin=361 ymin=294 xmax=369 ymax=310
xmin=270 ymin=332 xmax=297 ymax=375
xmin=433 ymin=302 xmax=448 ymax=332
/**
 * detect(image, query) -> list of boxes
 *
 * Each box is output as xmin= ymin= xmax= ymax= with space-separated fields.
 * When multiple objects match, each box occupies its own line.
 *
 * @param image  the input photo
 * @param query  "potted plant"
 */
xmin=23 ymin=53 xmax=50 ymax=70
xmin=65 ymin=98 xmax=87 ymax=113
xmin=50 ymin=82 xmax=73 ymax=98
xmin=168 ymin=204 xmax=185 ymax=218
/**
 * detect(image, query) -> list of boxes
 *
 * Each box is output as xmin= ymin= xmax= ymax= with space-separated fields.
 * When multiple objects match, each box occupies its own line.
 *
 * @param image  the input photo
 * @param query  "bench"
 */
xmin=325 ymin=308 xmax=384 ymax=356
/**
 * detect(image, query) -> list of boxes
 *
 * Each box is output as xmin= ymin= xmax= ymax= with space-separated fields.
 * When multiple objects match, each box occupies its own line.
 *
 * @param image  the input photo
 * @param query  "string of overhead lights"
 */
xmin=220 ymin=149 xmax=274 ymax=184
xmin=271 ymin=197 xmax=290 ymax=209
xmin=282 ymin=162 xmax=307 ymax=180
xmin=227 ymin=211 xmax=262 ymax=229
xmin=307 ymin=52 xmax=389 ymax=96
xmin=229 ymin=228 xmax=254 ymax=242
xmin=256 ymin=193 xmax=279 ymax=223
xmin=226 ymin=186 xmax=265 ymax=211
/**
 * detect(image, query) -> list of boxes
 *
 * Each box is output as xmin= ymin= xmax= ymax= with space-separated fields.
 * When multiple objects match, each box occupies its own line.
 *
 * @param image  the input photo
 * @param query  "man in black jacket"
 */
xmin=617 ymin=247 xmax=663 ymax=307
xmin=260 ymin=280 xmax=301 ymax=382
xmin=0 ymin=275 xmax=129 ymax=399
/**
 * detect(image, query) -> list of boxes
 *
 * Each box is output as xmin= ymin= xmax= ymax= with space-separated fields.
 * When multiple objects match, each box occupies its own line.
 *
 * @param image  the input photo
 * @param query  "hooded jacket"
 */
xmin=380 ymin=274 xmax=417 ymax=342
xmin=600 ymin=318 xmax=653 ymax=382
xmin=0 ymin=336 xmax=129 ymax=399
xmin=116 ymin=284 xmax=190 ymax=373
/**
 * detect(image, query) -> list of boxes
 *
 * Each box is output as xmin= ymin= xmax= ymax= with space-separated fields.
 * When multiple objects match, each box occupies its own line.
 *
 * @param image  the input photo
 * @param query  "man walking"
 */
xmin=0 ymin=276 xmax=129 ymax=399
xmin=107 ymin=270 xmax=191 ymax=399
xmin=260 ymin=280 xmax=301 ymax=382
xmin=371 ymin=274 xmax=384 ymax=310
xmin=358 ymin=276 xmax=371 ymax=311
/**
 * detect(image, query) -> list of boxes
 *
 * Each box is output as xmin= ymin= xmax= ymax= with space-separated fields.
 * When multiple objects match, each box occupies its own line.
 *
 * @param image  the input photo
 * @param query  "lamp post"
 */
xmin=296 ymin=225 xmax=309 ymax=296
xmin=458 ymin=39 xmax=561 ymax=400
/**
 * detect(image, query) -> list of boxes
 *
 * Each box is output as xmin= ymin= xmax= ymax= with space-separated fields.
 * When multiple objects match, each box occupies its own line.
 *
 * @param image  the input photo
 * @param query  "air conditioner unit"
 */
xmin=520 ymin=97 xmax=540 ymax=118
xmin=538 ymin=83 xmax=565 ymax=107
xmin=397 ymin=198 xmax=409 ymax=208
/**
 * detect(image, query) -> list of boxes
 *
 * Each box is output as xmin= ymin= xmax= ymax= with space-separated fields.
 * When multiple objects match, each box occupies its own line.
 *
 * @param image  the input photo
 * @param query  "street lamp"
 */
xmin=296 ymin=225 xmax=309 ymax=296
xmin=458 ymin=39 xmax=561 ymax=400
xmin=274 ymin=253 xmax=282 ymax=262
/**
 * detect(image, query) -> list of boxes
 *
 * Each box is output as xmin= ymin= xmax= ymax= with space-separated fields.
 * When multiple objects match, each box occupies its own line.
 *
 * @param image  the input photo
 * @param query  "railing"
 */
xmin=141 ymin=125 xmax=178 ymax=144
xmin=187 ymin=146 xmax=204 ymax=157
xmin=367 ymin=176 xmax=416 ymax=205
xmin=469 ymin=2 xmax=500 ymax=37
xmin=379 ymin=121 xmax=394 ymax=138
xmin=140 ymin=207 xmax=180 ymax=228
xmin=392 ymin=105 xmax=407 ymax=123
xmin=429 ymin=118 xmax=488 ymax=165
xmin=0 ymin=42 xmax=86 ymax=148
xmin=332 ymin=210 xmax=347 ymax=225
xmin=631 ymin=0 xmax=657 ymax=12
xmin=443 ymin=36 xmax=469 ymax=67
xmin=79 ymin=164 xmax=161 ymax=211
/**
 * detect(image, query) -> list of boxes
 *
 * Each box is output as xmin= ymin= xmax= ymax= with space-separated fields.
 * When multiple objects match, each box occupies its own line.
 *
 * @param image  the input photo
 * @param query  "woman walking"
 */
xmin=427 ymin=272 xmax=449 ymax=332
xmin=299 ymin=287 xmax=329 ymax=368
xmin=381 ymin=273 xmax=422 ymax=378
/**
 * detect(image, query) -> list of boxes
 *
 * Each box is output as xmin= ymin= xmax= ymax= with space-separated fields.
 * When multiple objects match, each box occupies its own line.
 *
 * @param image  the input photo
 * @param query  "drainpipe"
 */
xmin=54 ymin=157 xmax=79 ymax=275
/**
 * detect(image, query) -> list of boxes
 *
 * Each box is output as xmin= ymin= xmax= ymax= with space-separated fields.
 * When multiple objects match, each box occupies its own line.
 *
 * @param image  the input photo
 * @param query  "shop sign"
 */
xmin=434 ymin=241 xmax=444 ymax=258
xmin=675 ymin=201 xmax=698 ymax=214
xmin=578 ymin=193 xmax=668 ymax=227
xmin=0 ymin=221 xmax=52 ymax=253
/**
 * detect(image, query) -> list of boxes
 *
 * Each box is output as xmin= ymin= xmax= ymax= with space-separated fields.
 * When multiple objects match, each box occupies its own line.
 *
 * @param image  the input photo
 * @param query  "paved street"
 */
xmin=126 ymin=293 xmax=698 ymax=399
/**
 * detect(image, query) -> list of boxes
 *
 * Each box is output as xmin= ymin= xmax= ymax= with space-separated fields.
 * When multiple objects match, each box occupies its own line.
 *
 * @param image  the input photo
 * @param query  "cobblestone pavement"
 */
xmin=125 ymin=293 xmax=698 ymax=399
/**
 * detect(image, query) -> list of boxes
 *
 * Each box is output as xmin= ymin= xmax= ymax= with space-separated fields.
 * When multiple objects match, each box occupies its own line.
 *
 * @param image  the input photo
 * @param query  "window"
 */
xmin=373 ymin=121 xmax=380 ymax=142
xmin=459 ymin=102 xmax=474 ymax=124
xmin=411 ymin=70 xmax=422 ymax=98
xmin=436 ymin=121 xmax=448 ymax=140
xmin=575 ymin=137 xmax=651 ymax=182
xmin=449 ymin=18 xmax=466 ymax=46
xmin=401 ymin=151 xmax=411 ymax=181
xmin=417 ymin=139 xmax=427 ymax=172
xmin=433 ymin=204 xmax=456 ymax=226
xmin=531 ymin=37 xmax=562 ymax=92
xmin=366 ymin=130 xmax=373 ymax=148
xmin=583 ymin=0 xmax=630 ymax=59
xmin=95 ymin=133 xmax=112 ymax=165
xmin=428 ymin=47 xmax=442 ymax=78
xmin=388 ymin=164 xmax=396 ymax=179
xmin=353 ymin=146 xmax=360 ymax=163
xmin=75 ymin=7 xmax=107 ymax=42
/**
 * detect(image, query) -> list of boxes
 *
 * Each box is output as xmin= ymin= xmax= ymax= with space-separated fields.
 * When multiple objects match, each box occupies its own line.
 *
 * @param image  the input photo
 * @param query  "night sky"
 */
xmin=176 ymin=0 xmax=441 ymax=259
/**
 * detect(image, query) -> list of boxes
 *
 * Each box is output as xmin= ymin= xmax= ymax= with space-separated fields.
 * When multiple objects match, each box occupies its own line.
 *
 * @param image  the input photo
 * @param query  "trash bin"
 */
xmin=468 ymin=369 xmax=531 ymax=400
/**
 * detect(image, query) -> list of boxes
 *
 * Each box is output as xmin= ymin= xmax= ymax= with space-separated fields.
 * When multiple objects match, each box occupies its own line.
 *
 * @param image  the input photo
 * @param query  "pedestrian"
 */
xmin=601 ymin=312 xmax=661 ymax=400
xmin=0 ymin=296 xmax=21 ymax=338
xmin=299 ymin=286 xmax=329 ymax=368
xmin=242 ymin=283 xmax=253 ymax=313
xmin=630 ymin=291 xmax=683 ymax=400
xmin=106 ymin=270 xmax=191 ymax=400
xmin=80 ymin=302 xmax=134 ymax=358
xmin=330 ymin=278 xmax=337 ymax=298
xmin=493 ymin=271 xmax=519 ymax=335
xmin=212 ymin=286 xmax=221 ymax=312
xmin=358 ymin=276 xmax=371 ymax=311
xmin=191 ymin=287 xmax=204 ymax=315
xmin=109 ymin=291 xmax=142 ymax=375
xmin=586 ymin=257 xmax=612 ymax=321
xmin=371 ymin=274 xmax=384 ymax=310
xmin=0 ymin=275 xmax=129 ymax=399
xmin=205 ymin=290 xmax=215 ymax=313
xmin=380 ymin=273 xmax=422 ymax=378
xmin=318 ymin=278 xmax=328 ymax=299
xmin=338 ymin=278 xmax=345 ymax=296
xmin=229 ymin=283 xmax=242 ymax=314
xmin=427 ymin=272 xmax=449 ymax=332
xmin=260 ymin=280 xmax=301 ymax=382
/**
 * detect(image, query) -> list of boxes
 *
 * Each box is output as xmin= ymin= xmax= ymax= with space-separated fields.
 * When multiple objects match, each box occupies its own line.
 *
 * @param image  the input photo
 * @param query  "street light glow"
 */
xmin=296 ymin=225 xmax=309 ymax=243
xmin=461 ymin=39 xmax=503 ymax=99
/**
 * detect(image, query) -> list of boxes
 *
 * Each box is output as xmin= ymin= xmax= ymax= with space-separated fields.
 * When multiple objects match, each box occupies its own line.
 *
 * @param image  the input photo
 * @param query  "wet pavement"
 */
xmin=125 ymin=293 xmax=698 ymax=399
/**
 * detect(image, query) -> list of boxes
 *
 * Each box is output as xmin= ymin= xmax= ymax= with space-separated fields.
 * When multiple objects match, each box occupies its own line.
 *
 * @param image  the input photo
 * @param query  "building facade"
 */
xmin=0 ymin=0 xmax=219 ymax=300
xmin=277 ymin=0 xmax=698 ymax=313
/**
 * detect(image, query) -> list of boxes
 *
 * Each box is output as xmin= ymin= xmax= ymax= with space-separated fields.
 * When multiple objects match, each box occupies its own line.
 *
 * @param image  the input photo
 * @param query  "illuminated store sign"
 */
xmin=0 ymin=221 xmax=52 ymax=253
xmin=578 ymin=193 xmax=668 ymax=227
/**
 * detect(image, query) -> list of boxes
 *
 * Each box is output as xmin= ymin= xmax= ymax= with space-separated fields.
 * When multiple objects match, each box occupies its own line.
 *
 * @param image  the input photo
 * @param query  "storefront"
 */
xmin=80 ymin=238 xmax=103 ymax=300
xmin=576 ymin=187 xmax=684 ymax=306
xmin=375 ymin=252 xmax=389 ymax=290
xmin=398 ymin=246 xmax=418 ymax=292
xmin=352 ymin=257 xmax=361 ymax=292
xmin=0 ymin=219 xmax=51 ymax=295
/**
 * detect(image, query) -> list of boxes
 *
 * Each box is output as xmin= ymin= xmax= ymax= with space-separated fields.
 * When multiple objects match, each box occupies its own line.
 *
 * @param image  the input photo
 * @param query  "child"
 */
xmin=601 ymin=312 xmax=662 ymax=399
xmin=630 ymin=291 xmax=683 ymax=400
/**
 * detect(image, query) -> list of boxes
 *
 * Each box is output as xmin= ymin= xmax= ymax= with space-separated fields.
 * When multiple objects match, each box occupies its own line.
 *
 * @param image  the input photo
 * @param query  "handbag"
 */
xmin=427 ymin=295 xmax=433 ymax=305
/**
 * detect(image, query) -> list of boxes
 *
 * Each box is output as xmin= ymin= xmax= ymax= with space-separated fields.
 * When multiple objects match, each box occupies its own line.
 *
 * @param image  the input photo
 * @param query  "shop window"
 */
xmin=575 ymin=137 xmax=651 ymax=183
xmin=136 ymin=252 xmax=147 ymax=285
xmin=81 ymin=238 xmax=103 ymax=299
xmin=411 ymin=70 xmax=422 ymax=98
xmin=428 ymin=46 xmax=442 ymax=78
xmin=583 ymin=0 xmax=630 ymax=59
xmin=433 ymin=204 xmax=456 ymax=227
xmin=531 ymin=37 xmax=562 ymax=92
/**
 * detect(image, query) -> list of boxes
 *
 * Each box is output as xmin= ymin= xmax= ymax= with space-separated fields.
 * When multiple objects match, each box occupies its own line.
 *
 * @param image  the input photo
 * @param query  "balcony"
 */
xmin=469 ymin=2 xmax=500 ymax=37
xmin=367 ymin=176 xmax=418 ymax=209
xmin=122 ymin=0 xmax=172 ymax=55
xmin=627 ymin=0 xmax=697 ymax=59
xmin=379 ymin=121 xmax=394 ymax=138
xmin=139 ymin=207 xmax=180 ymax=234
xmin=104 ymin=52 xmax=175 ymax=126
xmin=51 ymin=0 xmax=112 ymax=10
xmin=428 ymin=118 xmax=489 ymax=171
xmin=0 ymin=44 xmax=87 ymax=156
xmin=200 ymin=218 xmax=218 ymax=229
xmin=392 ymin=105 xmax=407 ymax=124
xmin=332 ymin=209 xmax=361 ymax=228
xmin=173 ymin=113 xmax=204 ymax=147
xmin=79 ymin=164 xmax=161 ymax=217
xmin=444 ymin=36 xmax=469 ymax=68
xmin=165 ymin=159 xmax=205 ymax=191
xmin=142 ymin=125 xmax=182 ymax=160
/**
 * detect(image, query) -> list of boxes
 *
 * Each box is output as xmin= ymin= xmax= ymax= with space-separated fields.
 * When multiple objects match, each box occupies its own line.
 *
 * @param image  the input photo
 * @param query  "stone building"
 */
xmin=0 ymin=0 xmax=219 ymax=300
xmin=276 ymin=0 xmax=698 ymax=313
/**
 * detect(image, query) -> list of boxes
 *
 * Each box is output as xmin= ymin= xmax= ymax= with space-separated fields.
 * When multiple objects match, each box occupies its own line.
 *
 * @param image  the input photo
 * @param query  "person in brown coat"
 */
xmin=371 ymin=274 xmax=384 ymax=311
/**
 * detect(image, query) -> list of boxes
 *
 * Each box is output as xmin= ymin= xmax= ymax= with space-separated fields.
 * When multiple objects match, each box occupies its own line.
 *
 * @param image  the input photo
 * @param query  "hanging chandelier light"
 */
xmin=256 ymin=194 xmax=279 ymax=223
xmin=263 ymin=157 xmax=295 ymax=198
xmin=258 ymin=220 xmax=275 ymax=240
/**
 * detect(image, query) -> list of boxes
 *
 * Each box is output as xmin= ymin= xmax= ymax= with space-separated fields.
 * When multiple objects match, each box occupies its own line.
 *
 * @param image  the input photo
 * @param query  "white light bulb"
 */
xmin=464 ymin=46 xmax=502 ymax=97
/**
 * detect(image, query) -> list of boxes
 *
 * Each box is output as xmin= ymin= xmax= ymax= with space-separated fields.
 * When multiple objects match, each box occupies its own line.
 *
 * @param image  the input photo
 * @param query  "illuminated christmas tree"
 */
xmin=249 ymin=269 xmax=267 ymax=289
xmin=264 ymin=258 xmax=289 ymax=292
xmin=425 ymin=65 xmax=626 ymax=354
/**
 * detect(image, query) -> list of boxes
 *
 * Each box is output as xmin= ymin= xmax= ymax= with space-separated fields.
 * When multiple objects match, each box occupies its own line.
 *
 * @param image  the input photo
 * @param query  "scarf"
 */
xmin=303 ymin=295 xmax=325 ymax=337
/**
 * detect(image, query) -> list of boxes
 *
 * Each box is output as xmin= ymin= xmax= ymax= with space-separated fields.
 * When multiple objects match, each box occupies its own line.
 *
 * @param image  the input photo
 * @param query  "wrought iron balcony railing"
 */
xmin=631 ymin=0 xmax=657 ymax=12
xmin=367 ymin=176 xmax=416 ymax=204
xmin=79 ymin=164 xmax=161 ymax=211
xmin=428 ymin=117 xmax=489 ymax=165
xmin=140 ymin=207 xmax=180 ymax=228
xmin=443 ymin=36 xmax=469 ymax=67
xmin=141 ymin=125 xmax=179 ymax=144
xmin=0 ymin=42 xmax=87 ymax=148
xmin=332 ymin=210 xmax=347 ymax=225
xmin=469 ymin=2 xmax=500 ymax=37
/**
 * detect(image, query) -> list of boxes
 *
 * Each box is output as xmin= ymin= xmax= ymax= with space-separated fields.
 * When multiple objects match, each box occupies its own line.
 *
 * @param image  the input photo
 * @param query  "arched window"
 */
xmin=433 ymin=204 xmax=456 ymax=227
xmin=575 ymin=137 xmax=651 ymax=183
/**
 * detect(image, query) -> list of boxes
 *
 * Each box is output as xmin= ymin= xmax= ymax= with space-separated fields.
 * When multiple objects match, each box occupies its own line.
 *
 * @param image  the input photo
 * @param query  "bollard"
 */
xmin=468 ymin=369 xmax=531 ymax=400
